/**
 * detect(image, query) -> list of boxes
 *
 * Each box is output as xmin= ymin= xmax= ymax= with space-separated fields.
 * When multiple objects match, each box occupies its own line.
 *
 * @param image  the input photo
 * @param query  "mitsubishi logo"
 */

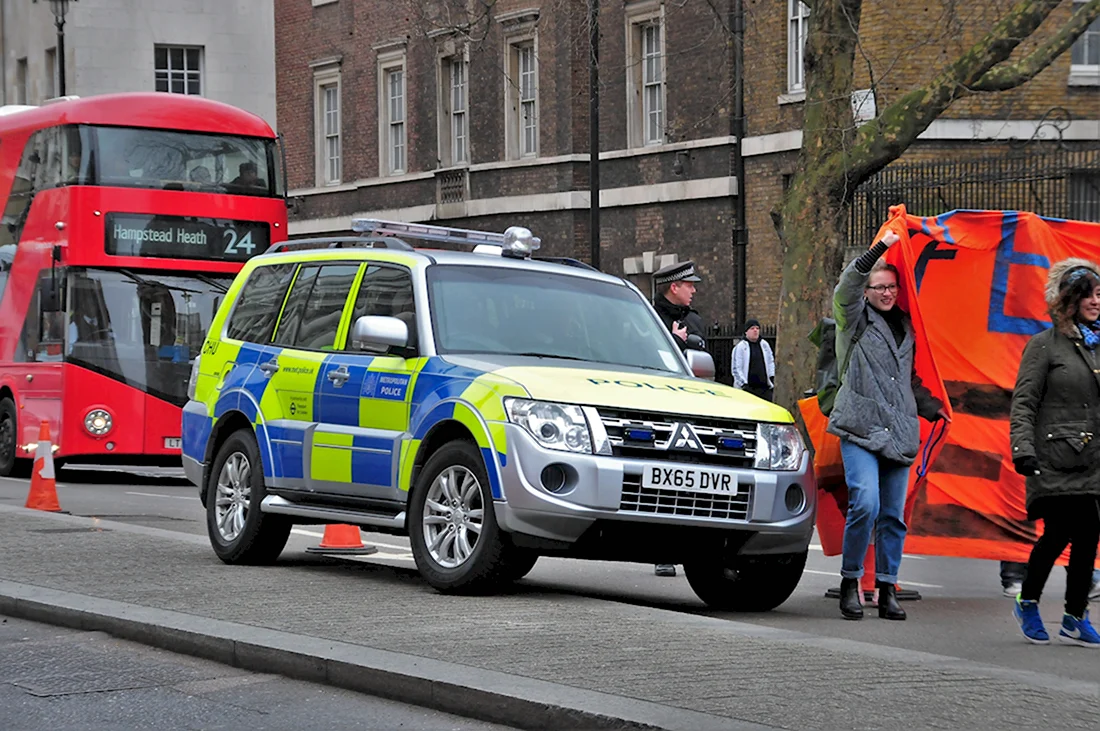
xmin=669 ymin=422 xmax=703 ymax=451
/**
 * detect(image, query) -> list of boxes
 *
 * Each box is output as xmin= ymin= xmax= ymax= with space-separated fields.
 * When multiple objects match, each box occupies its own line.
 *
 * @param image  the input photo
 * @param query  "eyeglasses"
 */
xmin=866 ymin=284 xmax=899 ymax=294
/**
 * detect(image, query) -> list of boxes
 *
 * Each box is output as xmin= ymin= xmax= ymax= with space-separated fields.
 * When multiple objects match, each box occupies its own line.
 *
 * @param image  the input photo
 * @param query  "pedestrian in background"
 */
xmin=732 ymin=318 xmax=775 ymax=401
xmin=999 ymin=560 xmax=1100 ymax=600
xmin=829 ymin=230 xmax=949 ymax=621
xmin=1009 ymin=258 xmax=1100 ymax=647
xmin=651 ymin=260 xmax=706 ymax=578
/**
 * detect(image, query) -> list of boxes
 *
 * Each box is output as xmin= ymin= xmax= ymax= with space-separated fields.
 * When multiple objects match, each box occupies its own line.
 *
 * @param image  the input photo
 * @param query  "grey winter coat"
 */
xmin=1009 ymin=258 xmax=1100 ymax=519
xmin=826 ymin=253 xmax=943 ymax=465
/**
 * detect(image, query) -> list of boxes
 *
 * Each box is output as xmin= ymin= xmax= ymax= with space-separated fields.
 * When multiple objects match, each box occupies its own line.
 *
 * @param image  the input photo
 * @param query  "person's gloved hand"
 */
xmin=1013 ymin=455 xmax=1041 ymax=476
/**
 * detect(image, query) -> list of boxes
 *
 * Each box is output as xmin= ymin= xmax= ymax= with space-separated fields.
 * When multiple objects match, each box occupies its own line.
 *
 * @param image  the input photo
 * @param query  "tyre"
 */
xmin=408 ymin=441 xmax=513 ymax=594
xmin=0 ymin=397 xmax=28 ymax=478
xmin=684 ymin=551 xmax=808 ymax=611
xmin=205 ymin=429 xmax=291 ymax=565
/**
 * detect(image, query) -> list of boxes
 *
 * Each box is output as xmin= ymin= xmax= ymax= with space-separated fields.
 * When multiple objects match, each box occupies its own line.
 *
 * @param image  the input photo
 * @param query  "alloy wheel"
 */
xmin=422 ymin=465 xmax=484 ymax=569
xmin=215 ymin=451 xmax=251 ymax=542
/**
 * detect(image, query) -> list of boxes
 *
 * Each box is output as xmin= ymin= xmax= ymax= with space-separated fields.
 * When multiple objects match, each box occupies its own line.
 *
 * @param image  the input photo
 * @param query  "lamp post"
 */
xmin=34 ymin=0 xmax=75 ymax=97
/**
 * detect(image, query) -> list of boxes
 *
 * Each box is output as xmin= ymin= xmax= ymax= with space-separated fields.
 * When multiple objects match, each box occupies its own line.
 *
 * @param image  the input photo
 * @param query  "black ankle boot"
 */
xmin=840 ymin=577 xmax=863 ymax=620
xmin=877 ymin=582 xmax=907 ymax=620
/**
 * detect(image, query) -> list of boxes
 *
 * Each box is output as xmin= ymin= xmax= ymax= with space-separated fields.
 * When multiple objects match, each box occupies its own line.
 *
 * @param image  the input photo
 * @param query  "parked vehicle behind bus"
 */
xmin=0 ymin=92 xmax=287 ymax=474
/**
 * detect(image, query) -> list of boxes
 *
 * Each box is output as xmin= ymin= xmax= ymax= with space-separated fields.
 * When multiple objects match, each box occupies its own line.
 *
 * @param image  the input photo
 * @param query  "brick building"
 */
xmin=275 ymin=0 xmax=1099 ymax=332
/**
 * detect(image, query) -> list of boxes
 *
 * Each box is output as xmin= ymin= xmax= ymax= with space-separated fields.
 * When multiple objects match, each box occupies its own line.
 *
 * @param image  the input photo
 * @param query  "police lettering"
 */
xmin=586 ymin=377 xmax=726 ymax=397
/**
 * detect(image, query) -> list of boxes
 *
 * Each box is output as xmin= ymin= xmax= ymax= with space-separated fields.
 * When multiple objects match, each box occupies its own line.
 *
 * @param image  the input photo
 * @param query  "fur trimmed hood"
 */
xmin=1046 ymin=258 xmax=1100 ymax=338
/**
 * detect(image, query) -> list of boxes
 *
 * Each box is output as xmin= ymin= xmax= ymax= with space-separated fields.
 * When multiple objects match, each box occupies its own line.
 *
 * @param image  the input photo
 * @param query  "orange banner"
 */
xmin=803 ymin=205 xmax=1100 ymax=563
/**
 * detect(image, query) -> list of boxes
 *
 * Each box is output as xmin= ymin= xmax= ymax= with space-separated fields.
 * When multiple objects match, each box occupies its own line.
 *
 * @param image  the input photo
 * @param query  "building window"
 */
xmin=1070 ymin=1 xmax=1100 ymax=86
xmin=505 ymin=39 xmax=538 ymax=159
xmin=16 ymin=58 xmax=28 ymax=104
xmin=45 ymin=48 xmax=56 ymax=99
xmin=788 ymin=1 xmax=810 ymax=94
xmin=313 ymin=61 xmax=342 ymax=186
xmin=155 ymin=46 xmax=202 ymax=95
xmin=439 ymin=54 xmax=468 ymax=166
xmin=378 ymin=50 xmax=407 ymax=176
xmin=626 ymin=4 xmax=665 ymax=148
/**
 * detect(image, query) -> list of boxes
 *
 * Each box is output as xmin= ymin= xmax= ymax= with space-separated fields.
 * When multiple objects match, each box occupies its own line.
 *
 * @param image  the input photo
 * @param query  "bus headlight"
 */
xmin=504 ymin=398 xmax=592 ymax=453
xmin=84 ymin=409 xmax=113 ymax=437
xmin=754 ymin=423 xmax=805 ymax=471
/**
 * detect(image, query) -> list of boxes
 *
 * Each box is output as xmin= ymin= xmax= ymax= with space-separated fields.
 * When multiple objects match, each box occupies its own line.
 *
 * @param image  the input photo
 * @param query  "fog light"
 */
xmin=784 ymin=484 xmax=806 ymax=514
xmin=541 ymin=464 xmax=568 ymax=493
xmin=84 ymin=409 xmax=113 ymax=437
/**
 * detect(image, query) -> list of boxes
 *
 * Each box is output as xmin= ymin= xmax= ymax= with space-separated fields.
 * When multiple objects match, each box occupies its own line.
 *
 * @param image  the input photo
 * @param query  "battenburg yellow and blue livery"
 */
xmin=182 ymin=220 xmax=816 ymax=611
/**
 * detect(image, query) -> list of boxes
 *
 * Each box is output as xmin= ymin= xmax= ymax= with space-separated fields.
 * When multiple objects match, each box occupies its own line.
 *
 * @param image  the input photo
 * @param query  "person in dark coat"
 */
xmin=828 ymin=230 xmax=948 ymax=621
xmin=1009 ymin=257 xmax=1100 ymax=647
xmin=652 ymin=261 xmax=707 ymax=353
xmin=650 ymin=260 xmax=706 ymax=578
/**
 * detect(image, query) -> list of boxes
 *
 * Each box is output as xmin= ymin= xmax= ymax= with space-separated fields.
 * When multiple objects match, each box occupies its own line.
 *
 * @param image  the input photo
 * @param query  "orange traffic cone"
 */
xmin=305 ymin=524 xmax=378 ymax=555
xmin=25 ymin=420 xmax=61 ymax=512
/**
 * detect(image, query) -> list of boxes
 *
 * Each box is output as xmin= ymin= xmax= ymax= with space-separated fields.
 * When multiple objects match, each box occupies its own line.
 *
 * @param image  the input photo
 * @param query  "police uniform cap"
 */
xmin=653 ymin=260 xmax=702 ymax=287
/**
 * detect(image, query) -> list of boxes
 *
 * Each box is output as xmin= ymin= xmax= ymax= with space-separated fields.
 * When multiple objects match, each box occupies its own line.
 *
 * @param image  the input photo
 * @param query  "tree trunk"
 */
xmin=773 ymin=180 xmax=848 ymax=411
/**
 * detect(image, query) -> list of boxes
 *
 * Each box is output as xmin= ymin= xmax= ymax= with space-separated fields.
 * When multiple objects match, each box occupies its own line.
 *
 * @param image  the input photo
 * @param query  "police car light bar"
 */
xmin=352 ymin=218 xmax=505 ymax=248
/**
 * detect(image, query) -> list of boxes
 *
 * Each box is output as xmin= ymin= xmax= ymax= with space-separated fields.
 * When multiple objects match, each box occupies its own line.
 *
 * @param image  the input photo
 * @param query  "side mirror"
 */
xmin=686 ymin=349 xmax=716 ymax=381
xmin=350 ymin=315 xmax=408 ymax=353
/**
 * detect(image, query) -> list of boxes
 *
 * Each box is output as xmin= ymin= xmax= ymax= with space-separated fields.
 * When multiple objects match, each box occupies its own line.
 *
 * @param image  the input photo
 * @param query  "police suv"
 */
xmin=182 ymin=220 xmax=815 ymax=610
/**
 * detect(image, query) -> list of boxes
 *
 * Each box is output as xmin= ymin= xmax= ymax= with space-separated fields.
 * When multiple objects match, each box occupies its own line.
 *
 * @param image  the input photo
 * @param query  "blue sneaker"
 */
xmin=1013 ymin=596 xmax=1050 ymax=644
xmin=1057 ymin=612 xmax=1100 ymax=648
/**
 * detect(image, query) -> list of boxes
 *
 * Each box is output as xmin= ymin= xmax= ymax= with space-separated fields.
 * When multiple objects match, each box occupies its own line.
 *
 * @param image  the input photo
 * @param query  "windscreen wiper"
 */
xmin=117 ymin=268 xmax=202 ymax=294
xmin=193 ymin=273 xmax=229 ymax=293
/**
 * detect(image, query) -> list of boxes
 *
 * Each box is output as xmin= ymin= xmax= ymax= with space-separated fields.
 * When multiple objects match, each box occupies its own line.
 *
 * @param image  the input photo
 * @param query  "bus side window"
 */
xmin=15 ymin=271 xmax=66 ymax=363
xmin=0 ymin=132 xmax=41 ymax=248
xmin=33 ymin=128 xmax=62 ymax=191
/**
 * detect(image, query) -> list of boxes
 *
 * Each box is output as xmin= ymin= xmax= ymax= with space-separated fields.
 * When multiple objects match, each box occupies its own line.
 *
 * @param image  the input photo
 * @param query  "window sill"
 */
xmin=312 ymin=0 xmax=338 ymax=7
xmin=1067 ymin=69 xmax=1100 ymax=87
xmin=777 ymin=91 xmax=806 ymax=106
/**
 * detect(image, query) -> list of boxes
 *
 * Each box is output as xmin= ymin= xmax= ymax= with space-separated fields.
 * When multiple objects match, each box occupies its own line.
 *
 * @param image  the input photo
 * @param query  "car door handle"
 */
xmin=326 ymin=365 xmax=350 ymax=387
xmin=259 ymin=360 xmax=279 ymax=377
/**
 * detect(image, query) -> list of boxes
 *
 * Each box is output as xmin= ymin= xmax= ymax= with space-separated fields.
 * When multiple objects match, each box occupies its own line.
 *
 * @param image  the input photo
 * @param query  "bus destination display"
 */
xmin=105 ymin=213 xmax=270 ymax=262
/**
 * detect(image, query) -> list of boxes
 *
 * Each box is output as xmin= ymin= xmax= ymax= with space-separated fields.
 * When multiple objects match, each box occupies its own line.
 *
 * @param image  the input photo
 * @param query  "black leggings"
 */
xmin=1020 ymin=495 xmax=1100 ymax=618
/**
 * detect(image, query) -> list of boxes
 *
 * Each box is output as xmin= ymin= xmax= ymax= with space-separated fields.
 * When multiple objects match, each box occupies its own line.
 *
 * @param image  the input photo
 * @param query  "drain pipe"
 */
xmin=732 ymin=0 xmax=747 ymax=329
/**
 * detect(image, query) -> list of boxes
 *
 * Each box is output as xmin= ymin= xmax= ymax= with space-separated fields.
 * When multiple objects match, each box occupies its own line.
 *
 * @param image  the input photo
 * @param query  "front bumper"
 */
xmin=492 ymin=423 xmax=816 ymax=556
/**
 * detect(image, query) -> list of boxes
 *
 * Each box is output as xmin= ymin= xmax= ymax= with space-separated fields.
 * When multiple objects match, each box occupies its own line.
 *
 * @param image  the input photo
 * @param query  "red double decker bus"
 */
xmin=0 ymin=93 xmax=288 ymax=475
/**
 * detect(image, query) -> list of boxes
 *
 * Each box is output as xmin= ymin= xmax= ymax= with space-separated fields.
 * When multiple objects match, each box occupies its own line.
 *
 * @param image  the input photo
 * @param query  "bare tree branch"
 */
xmin=843 ymin=0 xmax=1094 ymax=191
xmin=972 ymin=0 xmax=1100 ymax=91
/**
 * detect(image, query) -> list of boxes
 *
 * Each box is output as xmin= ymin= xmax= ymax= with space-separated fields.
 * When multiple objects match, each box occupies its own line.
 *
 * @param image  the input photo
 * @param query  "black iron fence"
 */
xmin=849 ymin=144 xmax=1100 ymax=250
xmin=706 ymin=323 xmax=778 ymax=387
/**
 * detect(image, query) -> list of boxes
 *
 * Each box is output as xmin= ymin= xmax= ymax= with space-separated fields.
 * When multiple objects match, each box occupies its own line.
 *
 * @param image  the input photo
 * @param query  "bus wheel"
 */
xmin=0 ymin=397 xmax=26 ymax=477
xmin=205 ymin=429 xmax=290 ymax=565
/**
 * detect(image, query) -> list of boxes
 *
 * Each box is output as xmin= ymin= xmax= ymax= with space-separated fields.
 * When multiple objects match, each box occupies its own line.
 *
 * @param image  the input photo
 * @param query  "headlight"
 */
xmin=754 ymin=423 xmax=805 ymax=471
xmin=504 ymin=398 xmax=593 ymax=453
xmin=187 ymin=355 xmax=201 ymax=401
xmin=84 ymin=409 xmax=113 ymax=437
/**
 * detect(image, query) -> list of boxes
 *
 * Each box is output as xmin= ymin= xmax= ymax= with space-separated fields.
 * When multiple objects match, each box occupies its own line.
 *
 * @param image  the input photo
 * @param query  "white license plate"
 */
xmin=164 ymin=438 xmax=182 ymax=449
xmin=641 ymin=465 xmax=740 ymax=495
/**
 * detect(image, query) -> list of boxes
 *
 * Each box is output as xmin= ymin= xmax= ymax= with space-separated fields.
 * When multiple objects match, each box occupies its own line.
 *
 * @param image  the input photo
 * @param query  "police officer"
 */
xmin=652 ymin=260 xmax=707 ymax=352
xmin=651 ymin=260 xmax=707 ymax=578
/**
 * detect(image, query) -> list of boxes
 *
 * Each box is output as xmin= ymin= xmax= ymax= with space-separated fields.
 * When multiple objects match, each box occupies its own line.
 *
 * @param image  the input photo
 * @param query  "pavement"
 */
xmin=1 ymin=502 xmax=1098 ymax=731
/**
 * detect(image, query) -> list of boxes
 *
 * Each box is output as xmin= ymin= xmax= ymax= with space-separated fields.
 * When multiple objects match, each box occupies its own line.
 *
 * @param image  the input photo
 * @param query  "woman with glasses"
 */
xmin=828 ymin=230 xmax=949 ymax=621
xmin=1009 ymin=258 xmax=1100 ymax=647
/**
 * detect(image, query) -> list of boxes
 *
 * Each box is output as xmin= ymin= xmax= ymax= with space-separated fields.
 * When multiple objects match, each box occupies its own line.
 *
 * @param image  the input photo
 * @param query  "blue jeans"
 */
xmin=840 ymin=439 xmax=911 ymax=584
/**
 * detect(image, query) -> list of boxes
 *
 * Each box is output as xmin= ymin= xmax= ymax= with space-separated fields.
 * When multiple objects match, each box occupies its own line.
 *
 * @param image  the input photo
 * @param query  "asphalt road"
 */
xmin=1 ymin=466 xmax=1095 ymax=687
xmin=0 ymin=614 xmax=515 ymax=731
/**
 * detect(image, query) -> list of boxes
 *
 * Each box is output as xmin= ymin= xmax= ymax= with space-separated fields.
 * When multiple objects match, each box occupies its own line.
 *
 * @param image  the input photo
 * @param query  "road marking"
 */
xmin=126 ymin=492 xmax=197 ymax=501
xmin=801 ymin=569 xmax=943 ymax=588
xmin=809 ymin=543 xmax=926 ymax=560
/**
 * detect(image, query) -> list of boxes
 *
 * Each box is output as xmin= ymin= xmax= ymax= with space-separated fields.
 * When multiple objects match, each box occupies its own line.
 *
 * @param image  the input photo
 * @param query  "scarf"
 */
xmin=1078 ymin=321 xmax=1100 ymax=350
